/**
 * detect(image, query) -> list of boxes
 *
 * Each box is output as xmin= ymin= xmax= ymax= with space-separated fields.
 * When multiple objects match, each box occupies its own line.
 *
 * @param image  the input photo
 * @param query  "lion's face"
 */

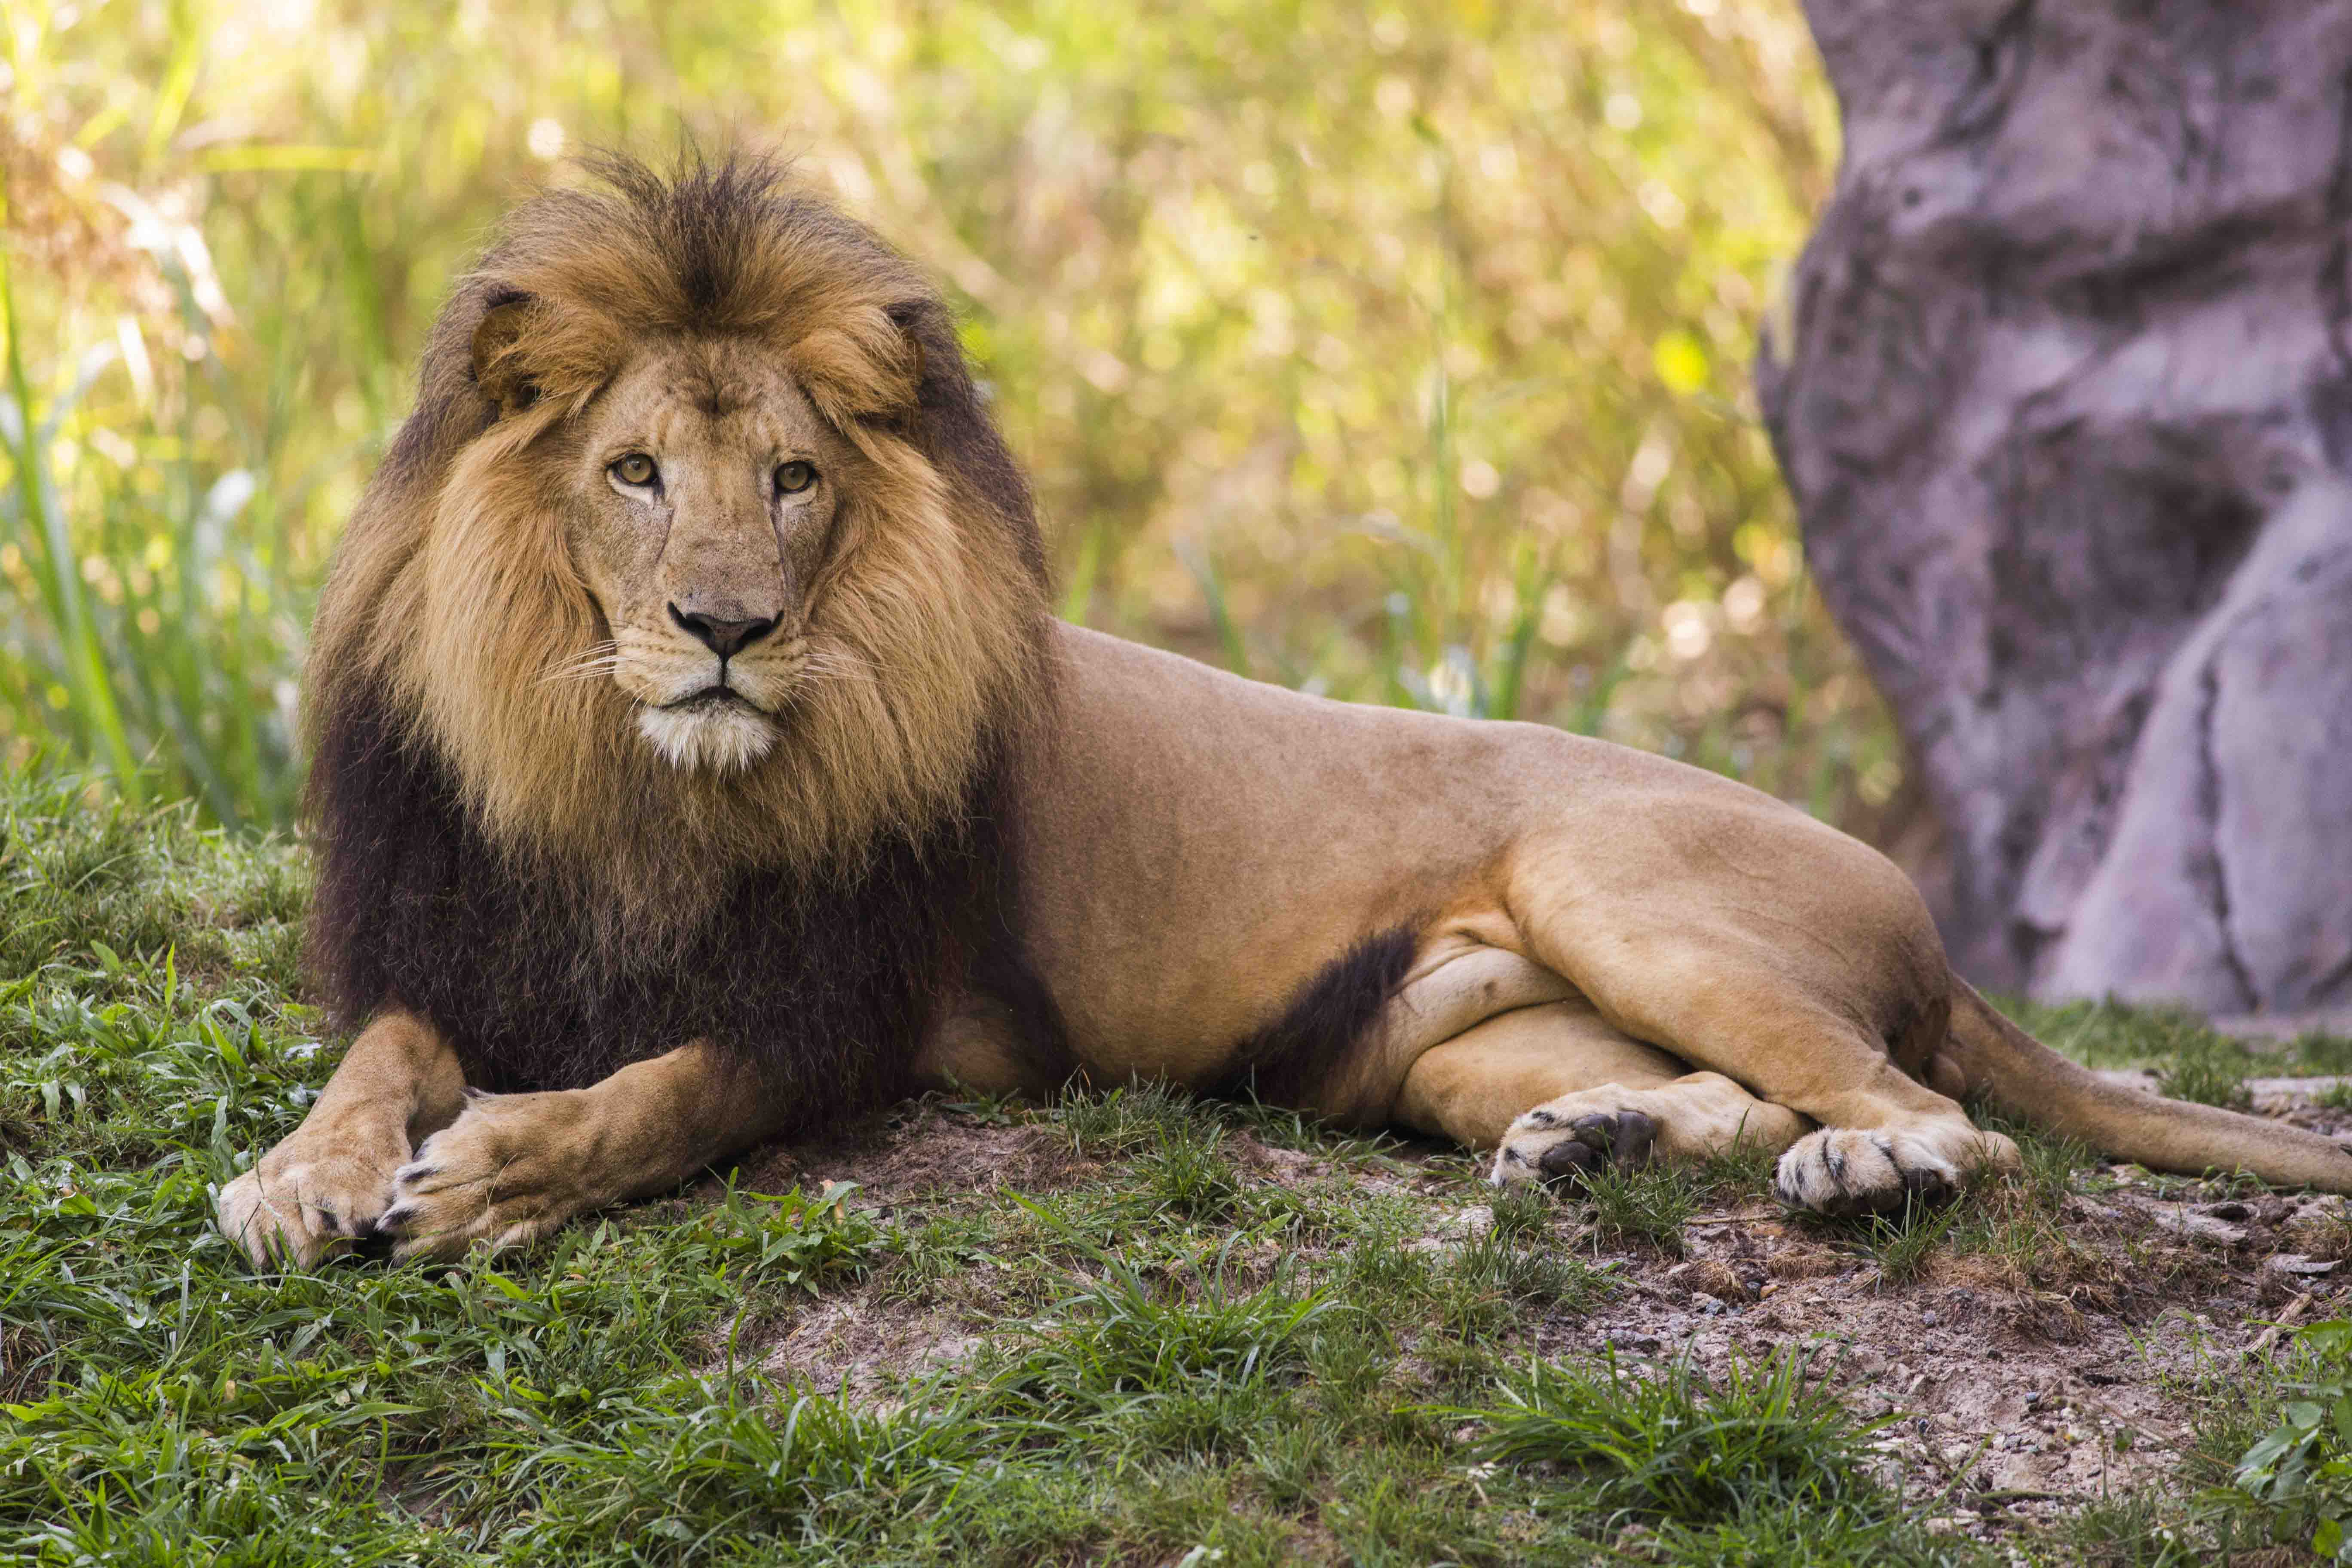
xmin=566 ymin=345 xmax=857 ymax=773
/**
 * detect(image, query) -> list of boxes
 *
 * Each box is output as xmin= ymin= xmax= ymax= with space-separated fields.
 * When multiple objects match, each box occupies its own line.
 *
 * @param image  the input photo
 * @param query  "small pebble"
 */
xmin=1921 ymin=1309 xmax=1940 ymax=1326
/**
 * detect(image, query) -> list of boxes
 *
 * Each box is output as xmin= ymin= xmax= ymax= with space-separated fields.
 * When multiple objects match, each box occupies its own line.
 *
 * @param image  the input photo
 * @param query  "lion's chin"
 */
xmin=635 ymin=699 xmax=778 ymax=774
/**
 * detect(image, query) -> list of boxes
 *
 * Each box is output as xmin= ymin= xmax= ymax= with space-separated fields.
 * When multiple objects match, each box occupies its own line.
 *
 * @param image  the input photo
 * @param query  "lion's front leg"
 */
xmin=376 ymin=1041 xmax=772 ymax=1261
xmin=216 ymin=1010 xmax=466 ymax=1268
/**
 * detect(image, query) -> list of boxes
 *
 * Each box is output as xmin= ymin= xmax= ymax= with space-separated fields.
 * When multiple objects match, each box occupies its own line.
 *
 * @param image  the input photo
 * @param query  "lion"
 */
xmin=217 ymin=156 xmax=2352 ymax=1268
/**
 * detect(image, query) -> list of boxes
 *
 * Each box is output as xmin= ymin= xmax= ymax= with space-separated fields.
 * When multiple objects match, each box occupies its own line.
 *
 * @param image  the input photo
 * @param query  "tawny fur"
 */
xmin=216 ymin=156 xmax=2352 ymax=1270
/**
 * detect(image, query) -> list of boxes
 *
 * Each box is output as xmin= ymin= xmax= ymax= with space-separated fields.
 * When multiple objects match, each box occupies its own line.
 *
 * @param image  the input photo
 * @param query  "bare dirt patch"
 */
xmin=1522 ymin=1184 xmax=2345 ymax=1537
xmin=688 ymin=1105 xmax=1097 ymax=1396
xmin=735 ymin=1102 xmax=1098 ymax=1204
xmin=744 ymin=1295 xmax=986 ymax=1398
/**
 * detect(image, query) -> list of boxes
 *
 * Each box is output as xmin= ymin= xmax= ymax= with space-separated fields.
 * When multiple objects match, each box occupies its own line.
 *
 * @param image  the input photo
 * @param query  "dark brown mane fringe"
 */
xmin=306 ymin=671 xmax=1025 ymax=1106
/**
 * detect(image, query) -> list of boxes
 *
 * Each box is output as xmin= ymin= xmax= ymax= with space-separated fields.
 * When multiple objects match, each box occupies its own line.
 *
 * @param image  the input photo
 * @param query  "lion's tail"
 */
xmin=1945 ymin=978 xmax=2352 ymax=1192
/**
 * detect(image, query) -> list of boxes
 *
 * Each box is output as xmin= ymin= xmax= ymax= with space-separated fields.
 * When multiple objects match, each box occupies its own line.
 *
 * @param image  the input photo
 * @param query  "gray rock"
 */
xmin=1758 ymin=0 xmax=2352 ymax=1012
xmin=2154 ymin=1210 xmax=2250 ymax=1248
xmin=2265 ymin=1254 xmax=2341 ymax=1277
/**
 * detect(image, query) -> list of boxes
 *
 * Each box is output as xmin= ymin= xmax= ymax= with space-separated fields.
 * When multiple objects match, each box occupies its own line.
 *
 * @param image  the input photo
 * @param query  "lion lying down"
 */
xmin=218 ymin=157 xmax=2352 ymax=1267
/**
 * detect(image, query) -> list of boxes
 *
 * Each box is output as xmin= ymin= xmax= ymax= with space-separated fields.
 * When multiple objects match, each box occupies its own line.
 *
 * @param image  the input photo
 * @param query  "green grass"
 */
xmin=986 ymin=1243 xmax=1338 ymax=1460
xmin=1848 ymin=1196 xmax=1965 ymax=1286
xmin=2008 ymin=994 xmax=2352 ymax=1088
xmin=1451 ymin=1348 xmax=1879 ymax=1510
xmin=1432 ymin=1220 xmax=1613 ymax=1349
xmin=11 ymin=766 xmax=2352 ymax=1563
xmin=1437 ymin=1348 xmax=1999 ymax=1565
xmin=1579 ymin=1158 xmax=1706 ymax=1256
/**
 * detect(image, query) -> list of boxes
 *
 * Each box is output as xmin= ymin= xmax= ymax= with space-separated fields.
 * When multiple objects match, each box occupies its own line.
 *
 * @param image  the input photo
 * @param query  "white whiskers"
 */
xmin=537 ymin=640 xmax=624 ymax=687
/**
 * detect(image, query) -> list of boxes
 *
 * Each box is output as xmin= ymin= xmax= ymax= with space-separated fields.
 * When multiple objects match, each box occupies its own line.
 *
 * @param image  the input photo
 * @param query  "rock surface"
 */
xmin=1758 ymin=0 xmax=2352 ymax=1013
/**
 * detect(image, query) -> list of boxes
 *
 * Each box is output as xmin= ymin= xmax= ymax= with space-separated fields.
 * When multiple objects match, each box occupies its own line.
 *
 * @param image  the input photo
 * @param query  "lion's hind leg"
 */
xmin=1583 ymin=959 xmax=2024 ymax=1216
xmin=1559 ymin=981 xmax=2020 ymax=1217
xmin=1493 ymin=1072 xmax=1808 ymax=1187
xmin=1506 ymin=821 xmax=2025 ymax=1216
xmin=1393 ymin=999 xmax=1806 ymax=1187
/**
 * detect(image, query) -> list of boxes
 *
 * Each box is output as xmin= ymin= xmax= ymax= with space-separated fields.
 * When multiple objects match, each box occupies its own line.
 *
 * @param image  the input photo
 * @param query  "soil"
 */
xmin=699 ymin=1090 xmax=2352 ymax=1537
xmin=1528 ymin=1180 xmax=2346 ymax=1539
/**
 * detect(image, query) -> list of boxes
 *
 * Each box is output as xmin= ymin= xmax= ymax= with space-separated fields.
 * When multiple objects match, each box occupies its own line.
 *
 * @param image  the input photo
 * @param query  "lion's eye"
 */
xmin=611 ymin=453 xmax=658 ymax=488
xmin=775 ymin=460 xmax=817 ymax=496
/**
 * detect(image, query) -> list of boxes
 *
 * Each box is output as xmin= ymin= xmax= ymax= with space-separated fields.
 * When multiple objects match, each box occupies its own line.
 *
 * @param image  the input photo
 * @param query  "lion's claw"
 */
xmin=215 ymin=1130 xmax=406 ymax=1269
xmin=1773 ymin=1127 xmax=1961 ymax=1216
xmin=372 ymin=1091 xmax=588 ymax=1261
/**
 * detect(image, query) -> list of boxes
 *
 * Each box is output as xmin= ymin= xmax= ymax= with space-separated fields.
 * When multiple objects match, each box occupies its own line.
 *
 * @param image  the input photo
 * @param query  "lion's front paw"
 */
xmin=216 ymin=1129 xmax=406 ymax=1269
xmin=1491 ymin=1098 xmax=1658 ymax=1189
xmin=1772 ymin=1127 xmax=2005 ymax=1216
xmin=377 ymin=1091 xmax=593 ymax=1261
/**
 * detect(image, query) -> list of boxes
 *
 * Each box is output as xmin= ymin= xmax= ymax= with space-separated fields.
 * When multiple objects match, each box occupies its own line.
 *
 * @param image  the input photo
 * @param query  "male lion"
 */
xmin=219 ymin=157 xmax=2352 ymax=1267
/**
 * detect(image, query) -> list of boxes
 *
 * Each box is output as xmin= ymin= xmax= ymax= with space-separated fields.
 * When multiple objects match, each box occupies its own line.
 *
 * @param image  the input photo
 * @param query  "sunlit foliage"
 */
xmin=0 ymin=0 xmax=1899 ymax=830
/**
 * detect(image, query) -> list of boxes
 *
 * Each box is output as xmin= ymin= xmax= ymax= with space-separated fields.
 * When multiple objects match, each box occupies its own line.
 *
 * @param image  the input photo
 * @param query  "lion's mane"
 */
xmin=302 ymin=156 xmax=1062 ymax=1103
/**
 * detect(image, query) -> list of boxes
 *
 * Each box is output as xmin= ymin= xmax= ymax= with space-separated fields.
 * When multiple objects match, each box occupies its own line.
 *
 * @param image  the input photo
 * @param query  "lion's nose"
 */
xmin=668 ymin=603 xmax=778 ymax=660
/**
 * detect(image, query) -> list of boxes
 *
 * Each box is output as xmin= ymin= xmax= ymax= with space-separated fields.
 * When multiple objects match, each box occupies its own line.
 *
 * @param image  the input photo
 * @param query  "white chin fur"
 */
xmin=636 ymin=702 xmax=777 ymax=773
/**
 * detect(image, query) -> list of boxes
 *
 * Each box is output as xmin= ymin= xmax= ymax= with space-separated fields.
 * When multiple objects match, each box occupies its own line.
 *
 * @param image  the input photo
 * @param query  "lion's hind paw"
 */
xmin=1769 ymin=1125 xmax=2012 ymax=1217
xmin=1491 ymin=1097 xmax=1658 ymax=1189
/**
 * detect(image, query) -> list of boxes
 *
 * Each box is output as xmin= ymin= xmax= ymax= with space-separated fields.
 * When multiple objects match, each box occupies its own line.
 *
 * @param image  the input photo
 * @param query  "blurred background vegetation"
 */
xmin=2 ymin=0 xmax=1900 ymax=838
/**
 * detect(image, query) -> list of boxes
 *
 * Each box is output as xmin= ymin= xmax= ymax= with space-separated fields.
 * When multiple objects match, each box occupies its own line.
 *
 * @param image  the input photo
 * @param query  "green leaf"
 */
xmin=1651 ymin=329 xmax=1711 ymax=395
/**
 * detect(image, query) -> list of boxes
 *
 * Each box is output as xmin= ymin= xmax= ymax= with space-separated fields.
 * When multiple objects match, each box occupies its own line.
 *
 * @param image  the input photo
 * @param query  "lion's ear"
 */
xmin=886 ymin=299 xmax=930 ymax=392
xmin=472 ymin=294 xmax=541 ymax=417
